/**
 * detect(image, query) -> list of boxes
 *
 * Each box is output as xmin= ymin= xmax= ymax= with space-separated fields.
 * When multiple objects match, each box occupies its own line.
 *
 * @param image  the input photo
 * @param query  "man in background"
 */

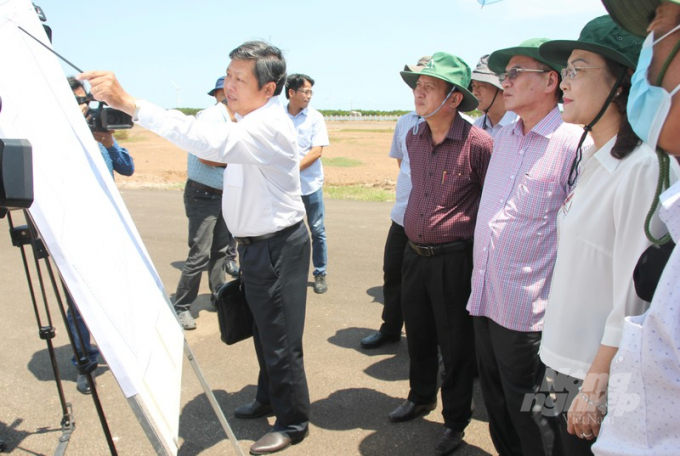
xmin=360 ymin=56 xmax=429 ymax=349
xmin=285 ymin=74 xmax=330 ymax=294
xmin=469 ymin=54 xmax=518 ymax=138
xmin=173 ymin=76 xmax=239 ymax=330
xmin=68 ymin=77 xmax=134 ymax=394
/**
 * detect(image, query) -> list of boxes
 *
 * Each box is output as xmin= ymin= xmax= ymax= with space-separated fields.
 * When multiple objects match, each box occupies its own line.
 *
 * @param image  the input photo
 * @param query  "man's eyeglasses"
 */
xmin=499 ymin=68 xmax=549 ymax=84
xmin=560 ymin=64 xmax=606 ymax=80
xmin=296 ymin=89 xmax=314 ymax=96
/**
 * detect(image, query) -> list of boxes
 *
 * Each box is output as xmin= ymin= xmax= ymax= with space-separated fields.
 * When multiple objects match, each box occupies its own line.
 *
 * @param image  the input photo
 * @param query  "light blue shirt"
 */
xmin=187 ymin=103 xmax=231 ymax=189
xmin=473 ymin=110 xmax=518 ymax=139
xmin=389 ymin=111 xmax=423 ymax=226
xmin=286 ymin=106 xmax=329 ymax=196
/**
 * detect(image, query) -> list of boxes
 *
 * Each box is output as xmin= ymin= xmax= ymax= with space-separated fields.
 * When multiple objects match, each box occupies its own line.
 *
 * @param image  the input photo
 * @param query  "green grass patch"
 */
xmin=322 ymin=157 xmax=363 ymax=167
xmin=325 ymin=185 xmax=394 ymax=202
xmin=336 ymin=129 xmax=394 ymax=133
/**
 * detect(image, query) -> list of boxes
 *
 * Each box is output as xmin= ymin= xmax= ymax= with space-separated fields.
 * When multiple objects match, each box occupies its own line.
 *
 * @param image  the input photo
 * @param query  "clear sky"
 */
xmin=34 ymin=0 xmax=607 ymax=112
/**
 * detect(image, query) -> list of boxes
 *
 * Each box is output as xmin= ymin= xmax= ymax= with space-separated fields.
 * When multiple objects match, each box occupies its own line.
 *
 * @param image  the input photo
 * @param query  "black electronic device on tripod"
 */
xmin=1 ymin=90 xmax=118 ymax=456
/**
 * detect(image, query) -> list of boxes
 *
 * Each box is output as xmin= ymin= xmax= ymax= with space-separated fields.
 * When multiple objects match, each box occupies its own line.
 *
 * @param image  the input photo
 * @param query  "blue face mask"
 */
xmin=627 ymin=24 xmax=680 ymax=151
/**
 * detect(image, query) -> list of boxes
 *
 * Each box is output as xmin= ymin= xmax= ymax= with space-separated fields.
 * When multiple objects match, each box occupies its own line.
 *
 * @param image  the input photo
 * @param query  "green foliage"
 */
xmin=321 ymin=157 xmax=363 ymax=167
xmin=176 ymin=108 xmax=201 ymax=116
xmin=319 ymin=109 xmax=410 ymax=117
xmin=113 ymin=130 xmax=130 ymax=141
xmin=325 ymin=185 xmax=394 ymax=202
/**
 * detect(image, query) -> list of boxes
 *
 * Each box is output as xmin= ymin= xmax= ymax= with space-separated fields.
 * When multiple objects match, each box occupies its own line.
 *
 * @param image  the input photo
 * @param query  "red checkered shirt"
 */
xmin=466 ymin=107 xmax=588 ymax=332
xmin=404 ymin=114 xmax=493 ymax=244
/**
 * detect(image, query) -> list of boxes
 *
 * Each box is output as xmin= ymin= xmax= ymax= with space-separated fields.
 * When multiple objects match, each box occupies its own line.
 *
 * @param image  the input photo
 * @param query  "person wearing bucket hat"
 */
xmin=466 ymin=38 xmax=588 ymax=456
xmin=172 ymin=76 xmax=239 ymax=331
xmin=602 ymin=0 xmax=680 ymax=156
xmin=390 ymin=52 xmax=493 ymax=455
xmin=590 ymin=4 xmax=680 ymax=456
xmin=536 ymin=15 xmax=680 ymax=456
xmin=470 ymin=54 xmax=518 ymax=138
xmin=360 ymin=56 xmax=430 ymax=350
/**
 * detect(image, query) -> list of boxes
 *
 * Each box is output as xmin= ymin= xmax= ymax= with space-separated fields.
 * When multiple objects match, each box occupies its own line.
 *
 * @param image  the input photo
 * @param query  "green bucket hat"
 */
xmin=539 ymin=15 xmax=643 ymax=70
xmin=488 ymin=38 xmax=565 ymax=74
xmin=400 ymin=52 xmax=479 ymax=112
xmin=601 ymin=0 xmax=676 ymax=38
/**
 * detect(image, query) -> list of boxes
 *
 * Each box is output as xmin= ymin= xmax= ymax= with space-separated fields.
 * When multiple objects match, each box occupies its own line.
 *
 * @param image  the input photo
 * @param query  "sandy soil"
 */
xmin=115 ymin=121 xmax=399 ymax=190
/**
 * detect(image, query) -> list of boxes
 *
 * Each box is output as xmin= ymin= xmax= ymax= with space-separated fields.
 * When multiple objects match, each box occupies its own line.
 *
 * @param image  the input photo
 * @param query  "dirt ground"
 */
xmin=115 ymin=121 xmax=399 ymax=190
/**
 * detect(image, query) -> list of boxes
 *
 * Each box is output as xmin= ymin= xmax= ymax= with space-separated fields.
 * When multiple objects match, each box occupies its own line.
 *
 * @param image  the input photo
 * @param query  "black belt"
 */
xmin=234 ymin=220 xmax=303 ymax=246
xmin=408 ymin=239 xmax=471 ymax=257
xmin=187 ymin=179 xmax=222 ymax=196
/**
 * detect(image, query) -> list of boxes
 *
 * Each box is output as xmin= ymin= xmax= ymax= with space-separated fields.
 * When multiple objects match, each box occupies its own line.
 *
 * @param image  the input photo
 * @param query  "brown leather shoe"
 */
xmin=234 ymin=400 xmax=273 ymax=419
xmin=388 ymin=399 xmax=437 ymax=422
xmin=434 ymin=428 xmax=464 ymax=455
xmin=249 ymin=429 xmax=308 ymax=455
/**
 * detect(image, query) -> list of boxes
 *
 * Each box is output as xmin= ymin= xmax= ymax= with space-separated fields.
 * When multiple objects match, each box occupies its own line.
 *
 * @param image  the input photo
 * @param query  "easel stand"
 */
xmin=4 ymin=209 xmax=118 ymax=456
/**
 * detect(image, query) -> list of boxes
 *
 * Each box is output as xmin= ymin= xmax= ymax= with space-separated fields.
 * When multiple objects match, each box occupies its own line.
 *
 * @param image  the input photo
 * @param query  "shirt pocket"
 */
xmin=512 ymin=175 xmax=558 ymax=221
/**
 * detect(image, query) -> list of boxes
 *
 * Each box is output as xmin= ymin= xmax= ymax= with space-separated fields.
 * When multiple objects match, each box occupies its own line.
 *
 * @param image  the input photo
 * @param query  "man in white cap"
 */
xmin=470 ymin=54 xmax=518 ymax=138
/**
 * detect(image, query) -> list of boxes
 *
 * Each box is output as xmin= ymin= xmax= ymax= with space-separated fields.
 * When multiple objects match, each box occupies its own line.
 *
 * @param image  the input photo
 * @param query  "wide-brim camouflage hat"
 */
xmin=400 ymin=52 xmax=479 ymax=112
xmin=539 ymin=15 xmax=643 ymax=70
xmin=403 ymin=55 xmax=432 ymax=73
xmin=471 ymin=54 xmax=503 ymax=90
xmin=488 ymin=37 xmax=565 ymax=74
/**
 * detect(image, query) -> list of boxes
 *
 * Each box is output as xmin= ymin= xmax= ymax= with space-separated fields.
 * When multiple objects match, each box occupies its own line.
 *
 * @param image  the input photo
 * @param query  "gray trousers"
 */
xmin=174 ymin=184 xmax=236 ymax=312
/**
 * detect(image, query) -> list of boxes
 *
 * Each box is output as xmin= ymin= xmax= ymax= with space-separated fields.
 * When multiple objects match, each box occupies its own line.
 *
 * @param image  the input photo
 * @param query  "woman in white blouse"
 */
xmin=537 ymin=15 xmax=679 ymax=455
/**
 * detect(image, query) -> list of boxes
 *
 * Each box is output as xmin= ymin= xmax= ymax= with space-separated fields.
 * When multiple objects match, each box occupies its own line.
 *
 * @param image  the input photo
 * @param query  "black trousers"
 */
xmin=379 ymin=221 xmax=408 ymax=336
xmin=239 ymin=221 xmax=311 ymax=436
xmin=401 ymin=243 xmax=475 ymax=432
xmin=474 ymin=316 xmax=561 ymax=456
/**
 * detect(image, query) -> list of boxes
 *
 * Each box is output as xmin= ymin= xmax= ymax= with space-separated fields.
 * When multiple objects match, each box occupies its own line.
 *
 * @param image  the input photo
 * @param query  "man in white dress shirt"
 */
xmin=80 ymin=41 xmax=311 ymax=455
xmin=285 ymin=74 xmax=330 ymax=294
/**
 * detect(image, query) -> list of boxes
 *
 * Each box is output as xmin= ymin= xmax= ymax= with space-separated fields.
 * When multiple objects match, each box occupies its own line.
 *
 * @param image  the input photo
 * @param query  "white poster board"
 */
xmin=0 ymin=1 xmax=184 ymax=454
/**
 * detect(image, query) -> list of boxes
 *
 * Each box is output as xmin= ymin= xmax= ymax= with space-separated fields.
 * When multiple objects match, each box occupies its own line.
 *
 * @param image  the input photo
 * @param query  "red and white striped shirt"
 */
xmin=467 ymin=107 xmax=588 ymax=332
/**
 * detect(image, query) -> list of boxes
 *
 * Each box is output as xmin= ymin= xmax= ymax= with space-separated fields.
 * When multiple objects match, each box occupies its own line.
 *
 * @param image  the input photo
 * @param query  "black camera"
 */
xmin=76 ymin=94 xmax=133 ymax=132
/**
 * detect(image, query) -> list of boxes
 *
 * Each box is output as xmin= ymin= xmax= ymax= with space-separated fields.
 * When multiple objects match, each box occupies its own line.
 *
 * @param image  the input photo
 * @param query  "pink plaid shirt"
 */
xmin=467 ymin=107 xmax=588 ymax=332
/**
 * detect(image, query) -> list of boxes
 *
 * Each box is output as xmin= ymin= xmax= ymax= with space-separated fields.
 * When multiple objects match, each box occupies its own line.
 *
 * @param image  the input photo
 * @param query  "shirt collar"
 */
xmin=512 ymin=105 xmax=562 ymax=139
xmin=235 ymin=96 xmax=279 ymax=122
xmin=286 ymin=104 xmax=308 ymax=119
xmin=591 ymin=136 xmax=620 ymax=174
xmin=498 ymin=111 xmax=518 ymax=128
xmin=416 ymin=112 xmax=466 ymax=142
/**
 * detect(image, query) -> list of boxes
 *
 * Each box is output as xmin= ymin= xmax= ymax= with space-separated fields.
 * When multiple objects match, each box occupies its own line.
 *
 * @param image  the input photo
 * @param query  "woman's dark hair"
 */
xmin=604 ymin=59 xmax=640 ymax=159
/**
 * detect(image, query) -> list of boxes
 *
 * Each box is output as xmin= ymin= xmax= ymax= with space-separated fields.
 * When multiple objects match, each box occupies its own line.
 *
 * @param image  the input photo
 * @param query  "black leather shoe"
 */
xmin=435 ymin=428 xmax=464 ymax=455
xmin=249 ymin=429 xmax=308 ymax=455
xmin=361 ymin=331 xmax=401 ymax=349
xmin=235 ymin=400 xmax=273 ymax=419
xmin=388 ymin=399 xmax=436 ymax=422
xmin=225 ymin=260 xmax=239 ymax=277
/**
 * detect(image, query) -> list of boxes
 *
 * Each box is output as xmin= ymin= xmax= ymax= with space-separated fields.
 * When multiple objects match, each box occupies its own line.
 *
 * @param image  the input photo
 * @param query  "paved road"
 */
xmin=0 ymin=189 xmax=496 ymax=455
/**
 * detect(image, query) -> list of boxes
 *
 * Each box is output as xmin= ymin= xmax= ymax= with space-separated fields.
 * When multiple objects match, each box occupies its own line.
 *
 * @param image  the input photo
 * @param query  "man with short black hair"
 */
xmin=285 ymin=73 xmax=330 ymax=294
xmin=172 ymin=76 xmax=239 ymax=331
xmin=389 ymin=53 xmax=493 ymax=455
xmin=80 ymin=41 xmax=311 ymax=455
